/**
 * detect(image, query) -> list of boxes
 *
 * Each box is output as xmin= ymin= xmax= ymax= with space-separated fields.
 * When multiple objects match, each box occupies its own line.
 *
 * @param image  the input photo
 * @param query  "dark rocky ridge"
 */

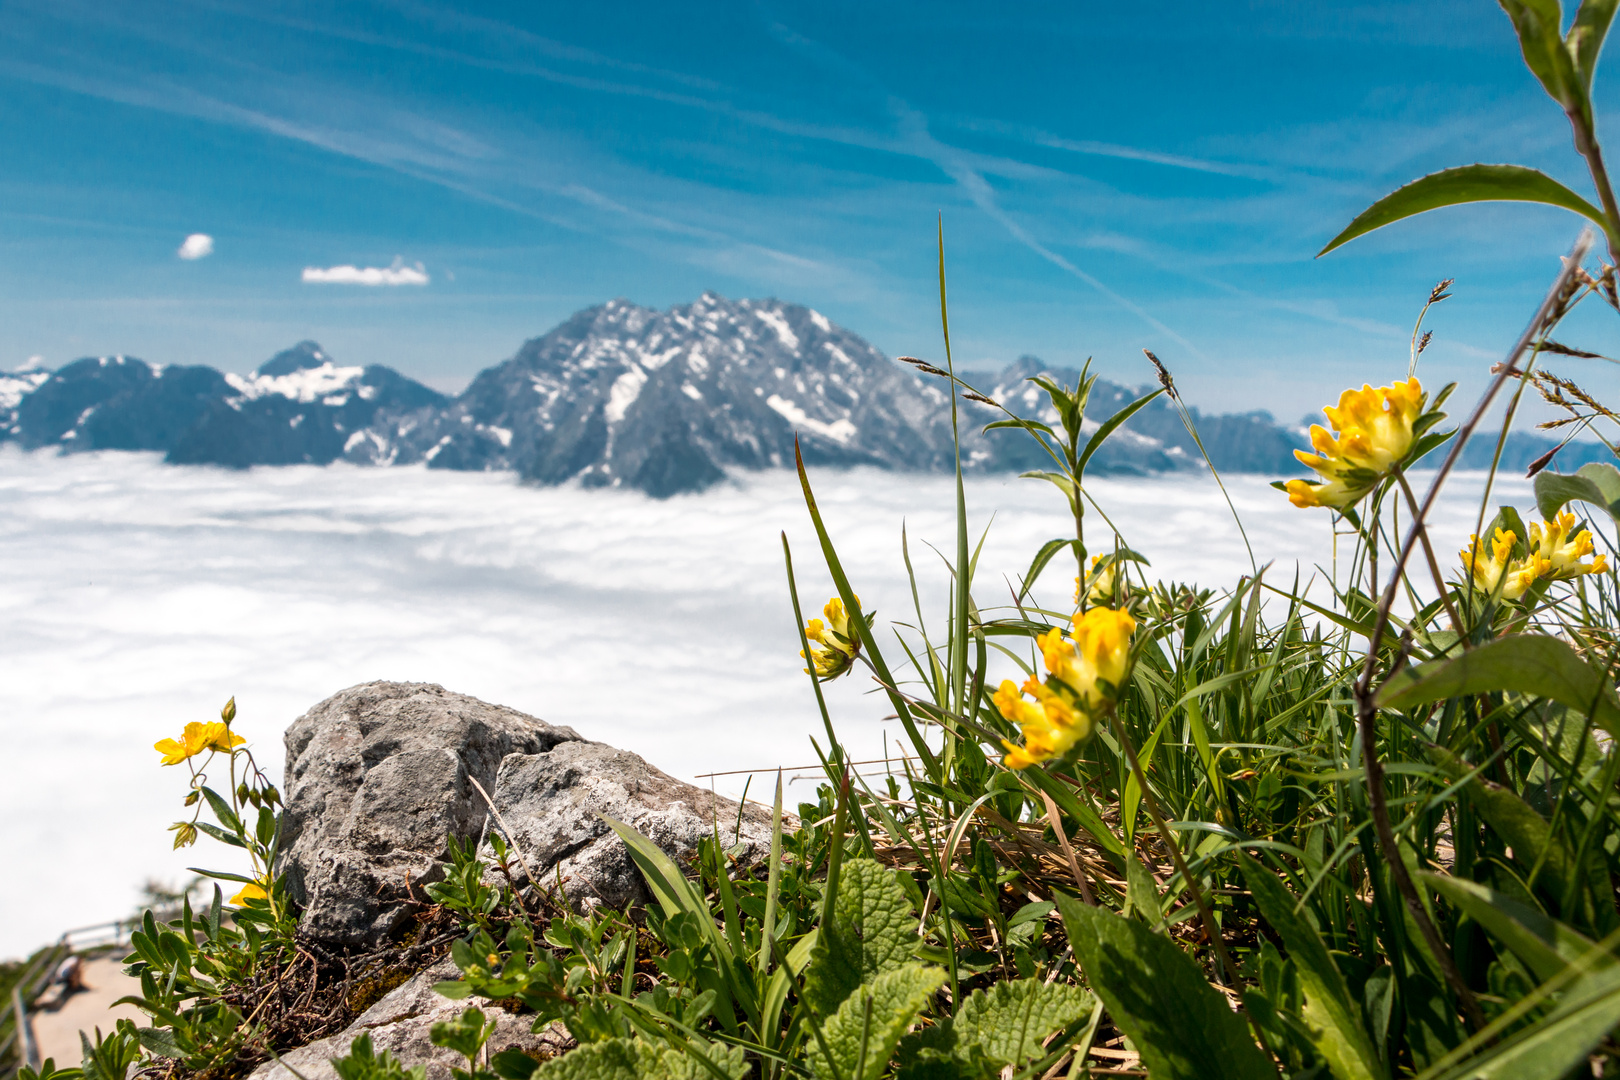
xmin=4 ymin=295 xmax=1608 ymax=492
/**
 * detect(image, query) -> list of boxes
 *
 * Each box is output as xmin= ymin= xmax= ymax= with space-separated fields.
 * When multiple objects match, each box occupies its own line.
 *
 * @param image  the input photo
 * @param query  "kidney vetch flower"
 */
xmin=1286 ymin=377 xmax=1429 ymax=510
xmin=802 ymin=595 xmax=862 ymax=679
xmin=1460 ymin=511 xmax=1608 ymax=600
xmin=997 ymin=606 xmax=1136 ymax=770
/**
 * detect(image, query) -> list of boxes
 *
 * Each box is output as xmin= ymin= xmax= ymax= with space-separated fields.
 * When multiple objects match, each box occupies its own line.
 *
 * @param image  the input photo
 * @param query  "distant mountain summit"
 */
xmin=9 ymin=343 xmax=446 ymax=466
xmin=395 ymin=293 xmax=957 ymax=496
xmin=4 ymin=296 xmax=1605 ymax=493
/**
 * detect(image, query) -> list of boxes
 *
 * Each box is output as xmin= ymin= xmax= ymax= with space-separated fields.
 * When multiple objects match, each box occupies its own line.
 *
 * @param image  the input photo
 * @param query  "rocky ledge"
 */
xmin=239 ymin=680 xmax=771 ymax=1079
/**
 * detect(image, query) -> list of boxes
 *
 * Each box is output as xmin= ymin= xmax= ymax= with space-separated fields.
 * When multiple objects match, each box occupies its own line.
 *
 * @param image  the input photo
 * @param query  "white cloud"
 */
xmin=177 ymin=233 xmax=214 ymax=260
xmin=301 ymin=257 xmax=429 ymax=286
xmin=0 ymin=451 xmax=1534 ymax=954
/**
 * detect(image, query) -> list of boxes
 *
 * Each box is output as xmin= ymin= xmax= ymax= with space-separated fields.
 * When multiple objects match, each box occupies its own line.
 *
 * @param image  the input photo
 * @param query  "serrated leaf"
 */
xmin=812 ymin=963 xmax=945 ymax=1080
xmin=1239 ymin=856 xmax=1385 ymax=1080
xmin=534 ymin=1037 xmax=748 ymax=1080
xmin=950 ymin=978 xmax=1093 ymax=1069
xmin=1376 ymin=633 xmax=1620 ymax=738
xmin=1319 ymin=164 xmax=1608 ymax=256
xmin=1055 ymin=895 xmax=1273 ymax=1080
xmin=1535 ymin=461 xmax=1620 ymax=521
xmin=804 ymin=858 xmax=918 ymax=1018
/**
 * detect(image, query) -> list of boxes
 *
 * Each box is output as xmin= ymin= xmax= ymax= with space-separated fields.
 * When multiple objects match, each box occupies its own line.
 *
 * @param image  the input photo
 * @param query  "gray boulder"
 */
xmin=247 ymin=959 xmax=572 ymax=1080
xmin=277 ymin=681 xmax=774 ymax=946
xmin=487 ymin=739 xmax=774 ymax=910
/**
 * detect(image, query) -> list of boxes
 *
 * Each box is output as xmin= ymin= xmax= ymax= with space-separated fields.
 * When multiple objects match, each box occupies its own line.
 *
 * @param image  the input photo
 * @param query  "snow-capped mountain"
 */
xmin=397 ymin=293 xmax=959 ymax=496
xmin=12 ymin=293 xmax=1596 ymax=494
xmin=1 ymin=367 xmax=50 ymax=441
xmin=8 ymin=343 xmax=446 ymax=466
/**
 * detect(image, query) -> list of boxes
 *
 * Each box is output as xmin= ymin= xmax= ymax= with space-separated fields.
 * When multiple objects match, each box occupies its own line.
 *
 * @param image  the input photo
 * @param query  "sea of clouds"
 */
xmin=0 ymin=449 xmax=1535 ymax=956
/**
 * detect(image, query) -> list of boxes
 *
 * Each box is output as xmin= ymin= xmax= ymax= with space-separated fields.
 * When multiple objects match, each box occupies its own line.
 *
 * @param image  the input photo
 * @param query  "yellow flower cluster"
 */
xmin=803 ymin=595 xmax=861 ymax=679
xmin=1460 ymin=512 xmax=1608 ymax=600
xmin=996 ymin=606 xmax=1136 ymax=770
xmin=154 ymin=720 xmax=244 ymax=766
xmin=1286 ymin=378 xmax=1425 ymax=509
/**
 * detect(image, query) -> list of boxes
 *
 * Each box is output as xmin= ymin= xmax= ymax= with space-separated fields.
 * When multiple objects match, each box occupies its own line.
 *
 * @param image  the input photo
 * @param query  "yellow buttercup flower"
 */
xmin=999 ymin=607 xmax=1136 ymax=769
xmin=1285 ymin=378 xmax=1426 ymax=510
xmin=154 ymin=721 xmax=243 ymax=766
xmin=1460 ymin=513 xmax=1607 ymax=600
xmin=802 ymin=595 xmax=862 ymax=679
xmin=229 ymin=881 xmax=268 ymax=906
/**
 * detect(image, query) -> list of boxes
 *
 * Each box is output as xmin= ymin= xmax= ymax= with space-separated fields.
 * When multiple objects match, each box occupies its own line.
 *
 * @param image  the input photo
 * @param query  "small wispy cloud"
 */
xmin=301 ymin=258 xmax=429 ymax=286
xmin=177 ymin=233 xmax=214 ymax=260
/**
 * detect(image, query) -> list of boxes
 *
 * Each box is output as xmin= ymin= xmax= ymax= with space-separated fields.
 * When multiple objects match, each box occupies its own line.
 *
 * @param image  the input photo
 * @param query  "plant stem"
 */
xmin=1568 ymin=111 xmax=1620 ymax=263
xmin=1393 ymin=469 xmax=1464 ymax=639
xmin=1351 ymin=232 xmax=1591 ymax=1033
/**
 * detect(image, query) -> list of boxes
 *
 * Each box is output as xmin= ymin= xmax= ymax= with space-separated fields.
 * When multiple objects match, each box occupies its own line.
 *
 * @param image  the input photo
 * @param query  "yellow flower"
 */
xmin=154 ymin=721 xmax=242 ymax=766
xmin=1077 ymin=555 xmax=1121 ymax=607
xmin=999 ymin=607 xmax=1136 ymax=769
xmin=1285 ymin=378 xmax=1425 ymax=509
xmin=802 ymin=595 xmax=861 ymax=679
xmin=229 ymin=881 xmax=267 ymax=906
xmin=1460 ymin=513 xmax=1607 ymax=600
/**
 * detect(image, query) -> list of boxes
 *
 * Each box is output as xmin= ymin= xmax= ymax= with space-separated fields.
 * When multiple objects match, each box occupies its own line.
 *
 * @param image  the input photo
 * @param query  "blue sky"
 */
xmin=2 ymin=0 xmax=1618 ymax=418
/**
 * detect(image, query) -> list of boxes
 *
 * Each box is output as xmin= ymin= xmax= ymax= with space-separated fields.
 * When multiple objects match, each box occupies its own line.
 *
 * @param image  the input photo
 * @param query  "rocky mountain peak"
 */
xmin=257 ymin=341 xmax=333 ymax=377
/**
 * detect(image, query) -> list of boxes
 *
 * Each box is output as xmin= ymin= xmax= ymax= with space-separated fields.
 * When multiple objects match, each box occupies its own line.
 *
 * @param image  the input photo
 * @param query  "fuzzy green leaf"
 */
xmin=1318 ymin=165 xmax=1607 ymax=256
xmin=804 ymin=858 xmax=918 ymax=1018
xmin=534 ymin=1038 xmax=747 ymax=1080
xmin=950 ymin=979 xmax=1093 ymax=1069
xmin=1056 ymin=895 xmax=1273 ymax=1080
xmin=812 ymin=963 xmax=945 ymax=1080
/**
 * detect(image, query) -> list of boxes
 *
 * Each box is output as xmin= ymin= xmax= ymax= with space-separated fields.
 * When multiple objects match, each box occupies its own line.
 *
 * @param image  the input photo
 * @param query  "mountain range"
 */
xmin=2 ymin=293 xmax=1606 ymax=496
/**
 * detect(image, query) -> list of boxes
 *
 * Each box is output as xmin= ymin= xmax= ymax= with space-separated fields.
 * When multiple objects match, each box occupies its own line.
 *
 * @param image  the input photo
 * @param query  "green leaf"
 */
xmin=1123 ymin=856 xmax=1164 ymax=931
xmin=1019 ymin=538 xmax=1080 ymax=600
xmin=491 ymin=1050 xmax=540 ymax=1080
xmin=1055 ymin=895 xmax=1274 ymax=1080
xmin=1420 ymin=873 xmax=1613 ymax=984
xmin=1427 ymin=746 xmax=1608 ymax=927
xmin=135 ymin=1027 xmax=182 ymax=1060
xmin=1534 ymin=461 xmax=1620 ymax=521
xmin=1569 ymin=0 xmax=1620 ymax=88
xmin=1427 ymin=963 xmax=1620 ymax=1080
xmin=812 ymin=963 xmax=946 ymax=1080
xmin=1499 ymin=0 xmax=1587 ymax=111
xmin=1020 ymin=764 xmax=1126 ymax=858
xmin=1318 ymin=165 xmax=1608 ymax=256
xmin=199 ymin=786 xmax=242 ymax=834
xmin=534 ymin=1037 xmax=748 ymax=1080
xmin=1376 ymin=633 xmax=1620 ymax=738
xmin=1239 ymin=856 xmax=1386 ymax=1080
xmin=804 ymin=858 xmax=919 ymax=1018
xmin=1076 ymin=388 xmax=1166 ymax=479
xmin=949 ymin=979 xmax=1093 ymax=1069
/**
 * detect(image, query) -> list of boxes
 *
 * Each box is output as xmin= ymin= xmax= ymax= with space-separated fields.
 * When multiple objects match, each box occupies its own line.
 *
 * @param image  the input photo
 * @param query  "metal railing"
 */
xmin=0 ymin=920 xmax=136 ymax=1079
